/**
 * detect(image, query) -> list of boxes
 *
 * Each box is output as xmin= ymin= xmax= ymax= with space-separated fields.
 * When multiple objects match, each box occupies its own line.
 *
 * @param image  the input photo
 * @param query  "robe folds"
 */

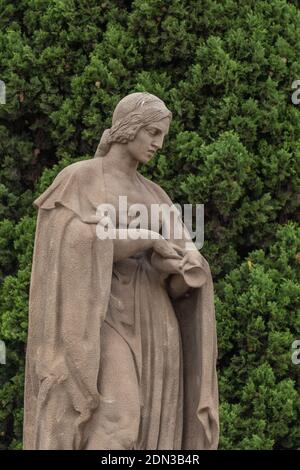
xmin=23 ymin=156 xmax=219 ymax=450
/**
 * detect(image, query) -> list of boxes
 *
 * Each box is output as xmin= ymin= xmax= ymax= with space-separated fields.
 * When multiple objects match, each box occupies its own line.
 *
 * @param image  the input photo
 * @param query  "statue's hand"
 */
xmin=151 ymin=253 xmax=183 ymax=275
xmin=179 ymin=249 xmax=208 ymax=272
xmin=152 ymin=237 xmax=183 ymax=260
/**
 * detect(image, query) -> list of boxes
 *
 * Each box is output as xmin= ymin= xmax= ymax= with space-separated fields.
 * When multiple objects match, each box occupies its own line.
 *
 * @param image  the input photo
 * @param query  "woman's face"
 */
xmin=126 ymin=116 xmax=170 ymax=164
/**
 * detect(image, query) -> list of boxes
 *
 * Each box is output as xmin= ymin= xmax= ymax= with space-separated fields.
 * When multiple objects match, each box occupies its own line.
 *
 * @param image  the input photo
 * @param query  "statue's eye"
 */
xmin=146 ymin=128 xmax=157 ymax=136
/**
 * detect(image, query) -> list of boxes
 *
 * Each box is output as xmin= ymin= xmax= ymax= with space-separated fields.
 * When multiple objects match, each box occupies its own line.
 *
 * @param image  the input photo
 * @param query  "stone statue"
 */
xmin=23 ymin=92 xmax=219 ymax=450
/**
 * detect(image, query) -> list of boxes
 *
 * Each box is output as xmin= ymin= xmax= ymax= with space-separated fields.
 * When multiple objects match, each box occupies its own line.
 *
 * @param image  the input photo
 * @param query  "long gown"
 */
xmin=85 ymin=251 xmax=183 ymax=449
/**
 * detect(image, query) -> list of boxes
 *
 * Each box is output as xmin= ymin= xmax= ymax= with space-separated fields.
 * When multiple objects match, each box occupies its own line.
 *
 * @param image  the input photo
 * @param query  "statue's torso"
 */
xmin=103 ymin=173 xmax=161 ymax=230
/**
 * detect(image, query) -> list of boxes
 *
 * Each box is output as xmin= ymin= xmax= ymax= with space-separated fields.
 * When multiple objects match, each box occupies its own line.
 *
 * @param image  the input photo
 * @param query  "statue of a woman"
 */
xmin=23 ymin=92 xmax=219 ymax=450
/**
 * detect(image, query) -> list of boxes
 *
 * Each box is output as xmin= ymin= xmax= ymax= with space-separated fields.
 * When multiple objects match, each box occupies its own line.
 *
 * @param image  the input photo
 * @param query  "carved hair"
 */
xmin=94 ymin=92 xmax=172 ymax=158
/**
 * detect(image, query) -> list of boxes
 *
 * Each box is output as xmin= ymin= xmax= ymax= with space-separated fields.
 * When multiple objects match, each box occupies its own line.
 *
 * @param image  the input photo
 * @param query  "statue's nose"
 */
xmin=153 ymin=137 xmax=164 ymax=150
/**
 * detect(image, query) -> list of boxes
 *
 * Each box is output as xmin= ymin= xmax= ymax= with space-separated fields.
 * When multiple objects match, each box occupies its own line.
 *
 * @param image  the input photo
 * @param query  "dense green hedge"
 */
xmin=0 ymin=0 xmax=299 ymax=449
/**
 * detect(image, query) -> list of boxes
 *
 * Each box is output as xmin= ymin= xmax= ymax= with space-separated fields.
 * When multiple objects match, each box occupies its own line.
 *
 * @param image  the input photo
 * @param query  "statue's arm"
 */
xmin=111 ymin=229 xmax=181 ymax=263
xmin=112 ymin=229 xmax=154 ymax=261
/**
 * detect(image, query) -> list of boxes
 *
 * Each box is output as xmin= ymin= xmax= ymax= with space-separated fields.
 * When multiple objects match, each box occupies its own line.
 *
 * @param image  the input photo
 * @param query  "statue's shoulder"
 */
xmin=34 ymin=158 xmax=103 ymax=210
xmin=57 ymin=158 xmax=101 ymax=180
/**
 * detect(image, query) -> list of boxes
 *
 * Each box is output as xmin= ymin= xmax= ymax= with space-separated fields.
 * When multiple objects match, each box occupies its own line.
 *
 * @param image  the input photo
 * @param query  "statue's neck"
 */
xmin=102 ymin=151 xmax=139 ymax=184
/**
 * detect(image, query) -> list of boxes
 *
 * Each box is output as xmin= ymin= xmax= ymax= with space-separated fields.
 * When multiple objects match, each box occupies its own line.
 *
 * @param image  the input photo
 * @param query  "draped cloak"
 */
xmin=23 ymin=156 xmax=219 ymax=450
